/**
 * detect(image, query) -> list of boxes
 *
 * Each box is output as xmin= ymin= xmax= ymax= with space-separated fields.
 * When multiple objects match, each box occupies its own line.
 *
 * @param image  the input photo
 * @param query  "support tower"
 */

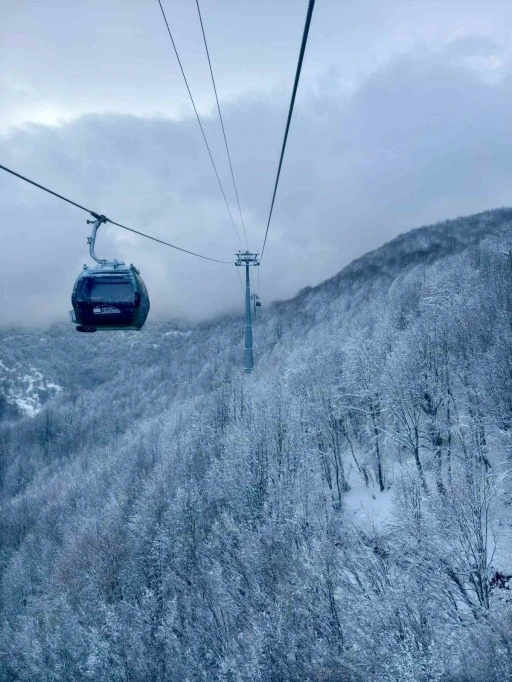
xmin=235 ymin=251 xmax=260 ymax=372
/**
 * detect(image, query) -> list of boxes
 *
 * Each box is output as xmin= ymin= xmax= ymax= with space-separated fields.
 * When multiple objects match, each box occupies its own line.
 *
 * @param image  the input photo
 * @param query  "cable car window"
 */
xmin=90 ymin=279 xmax=134 ymax=302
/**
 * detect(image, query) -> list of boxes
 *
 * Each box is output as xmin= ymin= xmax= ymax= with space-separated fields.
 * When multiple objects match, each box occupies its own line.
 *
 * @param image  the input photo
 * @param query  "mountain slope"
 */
xmin=1 ymin=208 xmax=512 ymax=682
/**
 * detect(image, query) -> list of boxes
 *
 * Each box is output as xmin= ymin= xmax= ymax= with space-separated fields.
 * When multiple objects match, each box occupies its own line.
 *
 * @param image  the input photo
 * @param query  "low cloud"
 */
xmin=2 ymin=38 xmax=512 ymax=328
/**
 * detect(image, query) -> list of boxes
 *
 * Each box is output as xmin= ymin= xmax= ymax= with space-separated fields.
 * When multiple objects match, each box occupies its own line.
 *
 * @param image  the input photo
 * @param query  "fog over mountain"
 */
xmin=2 ymin=209 xmax=512 ymax=681
xmin=4 ymin=33 xmax=512 ymax=326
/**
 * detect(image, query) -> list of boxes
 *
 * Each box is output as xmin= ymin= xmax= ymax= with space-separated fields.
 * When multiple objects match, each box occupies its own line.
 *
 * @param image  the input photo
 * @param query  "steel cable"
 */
xmin=0 ymin=163 xmax=232 ymax=263
xmin=194 ymin=0 xmax=249 ymax=250
xmin=156 ymin=0 xmax=244 ymax=250
xmin=260 ymin=0 xmax=315 ymax=261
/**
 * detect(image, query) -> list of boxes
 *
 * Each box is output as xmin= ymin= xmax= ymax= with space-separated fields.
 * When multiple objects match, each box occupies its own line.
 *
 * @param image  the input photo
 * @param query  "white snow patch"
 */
xmin=343 ymin=473 xmax=394 ymax=530
xmin=0 ymin=362 xmax=62 ymax=417
xmin=163 ymin=330 xmax=191 ymax=338
xmin=12 ymin=395 xmax=40 ymax=417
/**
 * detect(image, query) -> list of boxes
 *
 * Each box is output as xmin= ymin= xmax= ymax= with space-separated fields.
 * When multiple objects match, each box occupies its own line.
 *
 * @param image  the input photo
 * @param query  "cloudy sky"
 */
xmin=2 ymin=0 xmax=512 ymax=327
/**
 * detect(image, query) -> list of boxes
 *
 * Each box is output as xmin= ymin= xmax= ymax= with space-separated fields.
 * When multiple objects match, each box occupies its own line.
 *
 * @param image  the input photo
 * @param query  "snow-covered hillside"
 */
xmin=1 ymin=208 xmax=512 ymax=682
xmin=0 ymin=358 xmax=61 ymax=418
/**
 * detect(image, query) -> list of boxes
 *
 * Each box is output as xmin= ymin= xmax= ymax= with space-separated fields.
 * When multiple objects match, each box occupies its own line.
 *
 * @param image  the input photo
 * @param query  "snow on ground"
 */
xmin=485 ymin=447 xmax=512 ymax=574
xmin=163 ymin=330 xmax=191 ymax=338
xmin=343 ymin=468 xmax=394 ymax=530
xmin=342 ymin=448 xmax=512 ymax=576
xmin=0 ymin=361 xmax=62 ymax=417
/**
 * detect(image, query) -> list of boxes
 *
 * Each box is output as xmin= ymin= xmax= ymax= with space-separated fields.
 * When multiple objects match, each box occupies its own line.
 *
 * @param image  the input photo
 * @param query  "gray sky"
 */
xmin=2 ymin=0 xmax=512 ymax=326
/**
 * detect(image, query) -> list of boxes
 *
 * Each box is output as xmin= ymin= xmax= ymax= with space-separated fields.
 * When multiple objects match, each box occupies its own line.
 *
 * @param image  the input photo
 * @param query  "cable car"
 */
xmin=70 ymin=217 xmax=150 ymax=332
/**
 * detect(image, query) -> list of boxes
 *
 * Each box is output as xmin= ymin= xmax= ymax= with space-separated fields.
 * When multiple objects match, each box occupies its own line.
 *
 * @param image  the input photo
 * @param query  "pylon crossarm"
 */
xmin=235 ymin=250 xmax=259 ymax=267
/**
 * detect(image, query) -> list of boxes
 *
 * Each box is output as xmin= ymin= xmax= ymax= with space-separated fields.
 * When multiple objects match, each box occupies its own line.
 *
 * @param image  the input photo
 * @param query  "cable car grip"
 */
xmin=86 ymin=215 xmax=124 ymax=268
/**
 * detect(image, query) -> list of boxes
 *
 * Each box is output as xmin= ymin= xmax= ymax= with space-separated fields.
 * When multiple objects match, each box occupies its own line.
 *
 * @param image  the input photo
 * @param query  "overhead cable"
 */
xmin=194 ymin=0 xmax=249 ymax=250
xmin=156 ymin=0 xmax=244 ymax=250
xmin=260 ymin=0 xmax=315 ymax=261
xmin=235 ymin=265 xmax=244 ymax=291
xmin=0 ymin=163 xmax=232 ymax=264
xmin=0 ymin=163 xmax=96 ymax=216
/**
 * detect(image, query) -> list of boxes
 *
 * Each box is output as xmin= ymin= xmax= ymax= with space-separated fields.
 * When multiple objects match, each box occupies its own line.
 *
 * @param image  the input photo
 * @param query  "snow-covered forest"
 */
xmin=2 ymin=208 xmax=512 ymax=681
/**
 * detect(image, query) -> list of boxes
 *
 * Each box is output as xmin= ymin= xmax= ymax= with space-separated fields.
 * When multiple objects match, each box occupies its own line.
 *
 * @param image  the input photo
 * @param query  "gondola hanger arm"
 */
xmin=86 ymin=215 xmax=124 ymax=267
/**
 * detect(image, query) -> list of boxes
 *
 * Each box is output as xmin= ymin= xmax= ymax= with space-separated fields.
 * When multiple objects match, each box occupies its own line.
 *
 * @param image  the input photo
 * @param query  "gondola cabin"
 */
xmin=70 ymin=215 xmax=150 ymax=332
xmin=70 ymin=263 xmax=150 ymax=332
